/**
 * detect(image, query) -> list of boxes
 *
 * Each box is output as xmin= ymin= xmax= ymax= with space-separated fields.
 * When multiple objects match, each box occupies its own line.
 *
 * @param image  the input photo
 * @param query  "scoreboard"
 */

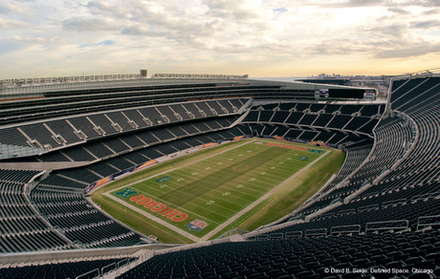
xmin=315 ymin=88 xmax=376 ymax=100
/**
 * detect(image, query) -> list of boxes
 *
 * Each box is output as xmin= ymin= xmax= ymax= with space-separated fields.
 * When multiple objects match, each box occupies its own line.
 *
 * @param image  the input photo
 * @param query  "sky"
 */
xmin=1 ymin=0 xmax=440 ymax=79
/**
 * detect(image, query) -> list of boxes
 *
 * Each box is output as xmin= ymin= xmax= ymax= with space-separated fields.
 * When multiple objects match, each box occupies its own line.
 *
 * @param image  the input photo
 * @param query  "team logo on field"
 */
xmin=232 ymin=164 xmax=249 ymax=172
xmin=156 ymin=176 xmax=171 ymax=183
xmin=186 ymin=219 xmax=208 ymax=232
xmin=309 ymin=149 xmax=324 ymax=154
xmin=115 ymin=188 xmax=138 ymax=198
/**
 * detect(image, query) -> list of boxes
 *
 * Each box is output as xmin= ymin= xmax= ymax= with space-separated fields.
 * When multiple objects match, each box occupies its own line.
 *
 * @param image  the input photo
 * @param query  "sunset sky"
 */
xmin=1 ymin=0 xmax=439 ymax=79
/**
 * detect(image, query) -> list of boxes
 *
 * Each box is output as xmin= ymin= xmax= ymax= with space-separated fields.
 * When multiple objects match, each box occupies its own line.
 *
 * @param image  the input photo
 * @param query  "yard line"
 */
xmin=109 ymin=139 xmax=257 ymax=193
xmin=200 ymin=150 xmax=330 ymax=241
xmin=130 ymin=186 xmax=225 ymax=225
xmin=103 ymin=192 xmax=202 ymax=242
xmin=131 ymin=185 xmax=235 ymax=222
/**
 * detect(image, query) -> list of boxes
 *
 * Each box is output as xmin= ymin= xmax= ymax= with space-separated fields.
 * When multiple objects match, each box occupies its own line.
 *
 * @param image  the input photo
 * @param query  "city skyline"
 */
xmin=1 ymin=0 xmax=440 ymax=79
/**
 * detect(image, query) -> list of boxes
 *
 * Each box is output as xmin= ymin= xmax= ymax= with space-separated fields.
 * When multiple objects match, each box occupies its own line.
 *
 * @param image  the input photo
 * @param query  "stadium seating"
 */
xmin=0 ymin=169 xmax=72 ymax=253
xmin=0 ymin=99 xmax=249 ymax=158
xmin=0 ymin=74 xmax=439 ymax=279
xmin=0 ymin=258 xmax=136 ymax=279
xmin=118 ymin=230 xmax=440 ymax=279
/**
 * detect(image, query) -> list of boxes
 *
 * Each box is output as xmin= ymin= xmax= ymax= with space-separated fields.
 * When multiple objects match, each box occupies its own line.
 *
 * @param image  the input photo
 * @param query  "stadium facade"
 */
xmin=0 ymin=70 xmax=439 ymax=278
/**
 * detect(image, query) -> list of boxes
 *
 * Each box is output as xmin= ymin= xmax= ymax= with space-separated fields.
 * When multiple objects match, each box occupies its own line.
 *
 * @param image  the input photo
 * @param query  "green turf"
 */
xmin=108 ymin=139 xmax=325 ymax=239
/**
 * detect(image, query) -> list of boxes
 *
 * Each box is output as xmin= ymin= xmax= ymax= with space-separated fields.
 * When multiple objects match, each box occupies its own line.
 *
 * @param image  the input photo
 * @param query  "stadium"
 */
xmin=0 ymin=69 xmax=439 ymax=279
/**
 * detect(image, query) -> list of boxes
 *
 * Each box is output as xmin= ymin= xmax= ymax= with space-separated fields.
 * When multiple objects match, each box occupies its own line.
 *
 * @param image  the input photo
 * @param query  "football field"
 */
xmin=104 ymin=139 xmax=329 ymax=241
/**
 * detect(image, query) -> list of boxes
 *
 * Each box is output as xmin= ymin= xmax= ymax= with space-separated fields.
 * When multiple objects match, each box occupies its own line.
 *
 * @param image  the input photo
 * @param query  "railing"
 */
xmin=416 ymin=215 xmax=440 ymax=231
xmin=152 ymin=73 xmax=248 ymax=79
xmin=330 ymin=224 xmax=361 ymax=235
xmin=365 ymin=220 xmax=409 ymax=234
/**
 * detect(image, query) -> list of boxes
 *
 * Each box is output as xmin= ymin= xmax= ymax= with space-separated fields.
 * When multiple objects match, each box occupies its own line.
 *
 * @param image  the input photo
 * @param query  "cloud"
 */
xmin=80 ymin=39 xmax=115 ymax=48
xmin=62 ymin=17 xmax=116 ymax=31
xmin=0 ymin=18 xmax=31 ymax=29
xmin=343 ymin=0 xmax=386 ymax=7
xmin=1 ymin=0 xmax=440 ymax=78
xmin=387 ymin=7 xmax=410 ymax=14
xmin=410 ymin=20 xmax=440 ymax=29
xmin=369 ymin=23 xmax=408 ymax=38
xmin=375 ymin=43 xmax=440 ymax=58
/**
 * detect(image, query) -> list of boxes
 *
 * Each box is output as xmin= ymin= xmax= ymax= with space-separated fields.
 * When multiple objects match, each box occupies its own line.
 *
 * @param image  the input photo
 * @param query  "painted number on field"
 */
xmin=206 ymin=200 xmax=215 ymax=206
xmin=222 ymin=192 xmax=231 ymax=197
xmin=177 ymin=178 xmax=184 ymax=182
xmin=192 ymin=172 xmax=199 ymax=176
xmin=249 ymin=178 xmax=256 ymax=182
xmin=236 ymin=184 xmax=244 ymax=189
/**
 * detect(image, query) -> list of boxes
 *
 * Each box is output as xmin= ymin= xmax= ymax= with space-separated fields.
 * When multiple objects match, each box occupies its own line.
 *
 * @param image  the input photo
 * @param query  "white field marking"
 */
xmin=176 ymin=160 xmax=291 ymax=187
xmin=191 ymin=172 xmax=199 ymax=176
xmin=132 ymin=184 xmax=236 ymax=219
xmin=196 ymin=186 xmax=256 ymax=207
xmin=248 ymin=177 xmax=256 ymax=182
xmin=130 ymin=186 xmax=229 ymax=224
xmin=130 ymin=177 xmax=237 ymax=217
xmin=241 ymin=166 xmax=300 ymax=180
xmin=236 ymin=184 xmax=244 ymax=189
xmin=103 ymin=192 xmax=201 ymax=242
xmin=228 ymin=158 xmax=234 ymax=161
xmin=222 ymin=192 xmax=231 ymax=197
xmin=205 ymin=167 xmax=211 ymax=170
xmin=200 ymin=150 xmax=331 ymax=241
xmin=210 ymin=186 xmax=263 ymax=201
xmin=260 ymin=172 xmax=267 ymax=175
xmin=210 ymin=183 xmax=266 ymax=198
xmin=177 ymin=178 xmax=184 ymax=182
xmin=109 ymin=139 xmax=257 ymax=194
xmin=147 ymin=177 xmax=269 ymax=207
xmin=149 ymin=186 xmax=243 ymax=219
xmin=206 ymin=200 xmax=215 ymax=206
xmin=270 ymin=166 xmax=276 ymax=169
xmin=166 ymin=144 xmax=284 ymax=184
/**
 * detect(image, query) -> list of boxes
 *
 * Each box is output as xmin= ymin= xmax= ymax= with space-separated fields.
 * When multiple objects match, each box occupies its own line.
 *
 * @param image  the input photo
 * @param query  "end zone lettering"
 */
xmin=266 ymin=142 xmax=308 ymax=151
xmin=129 ymin=195 xmax=188 ymax=222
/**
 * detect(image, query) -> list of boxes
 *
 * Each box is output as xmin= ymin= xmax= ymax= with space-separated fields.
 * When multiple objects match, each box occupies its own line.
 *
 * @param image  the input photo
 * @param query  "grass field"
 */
xmin=92 ymin=138 xmax=344 ymax=243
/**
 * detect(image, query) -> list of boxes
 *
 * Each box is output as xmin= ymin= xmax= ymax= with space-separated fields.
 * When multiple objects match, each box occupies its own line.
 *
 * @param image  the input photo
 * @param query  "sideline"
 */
xmin=200 ymin=150 xmax=330 ymax=241
xmin=100 ymin=139 xmax=256 ymax=242
xmin=109 ymin=139 xmax=256 ymax=194
xmin=103 ymin=192 xmax=201 ymax=242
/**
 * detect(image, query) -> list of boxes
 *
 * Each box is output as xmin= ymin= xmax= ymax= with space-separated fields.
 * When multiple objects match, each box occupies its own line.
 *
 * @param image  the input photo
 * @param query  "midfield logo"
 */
xmin=186 ymin=219 xmax=208 ymax=232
